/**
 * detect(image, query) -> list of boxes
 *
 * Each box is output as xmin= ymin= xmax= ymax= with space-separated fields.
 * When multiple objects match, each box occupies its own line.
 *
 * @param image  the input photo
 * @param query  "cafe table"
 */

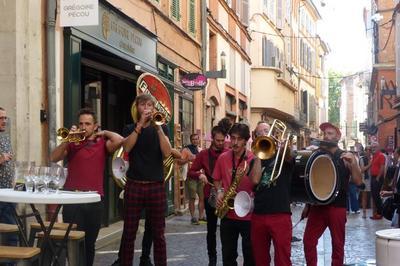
xmin=0 ymin=188 xmax=100 ymax=265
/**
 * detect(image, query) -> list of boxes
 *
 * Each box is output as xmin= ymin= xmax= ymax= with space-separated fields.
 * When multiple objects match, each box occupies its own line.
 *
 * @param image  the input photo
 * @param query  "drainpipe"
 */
xmin=46 ymin=0 xmax=57 ymax=220
xmin=201 ymin=0 xmax=208 ymax=147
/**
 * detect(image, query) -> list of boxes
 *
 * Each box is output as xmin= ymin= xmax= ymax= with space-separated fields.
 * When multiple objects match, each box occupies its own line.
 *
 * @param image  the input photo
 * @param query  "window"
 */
xmin=188 ymin=0 xmax=196 ymax=34
xmin=286 ymin=0 xmax=292 ymax=23
xmin=241 ymin=59 xmax=246 ymax=93
xmin=179 ymin=97 xmax=194 ymax=146
xmin=158 ymin=61 xmax=174 ymax=81
xmin=241 ymin=0 xmax=249 ymax=26
xmin=277 ymin=0 xmax=283 ymax=29
xmin=225 ymin=93 xmax=235 ymax=112
xmin=262 ymin=37 xmax=280 ymax=68
xmin=239 ymin=100 xmax=247 ymax=118
xmin=171 ymin=0 xmax=181 ymax=21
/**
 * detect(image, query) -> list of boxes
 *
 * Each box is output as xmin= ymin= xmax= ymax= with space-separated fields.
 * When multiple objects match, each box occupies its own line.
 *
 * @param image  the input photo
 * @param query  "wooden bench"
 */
xmin=37 ymin=229 xmax=86 ymax=266
xmin=29 ymin=222 xmax=77 ymax=246
xmin=0 ymin=223 xmax=18 ymax=233
xmin=0 ymin=246 xmax=40 ymax=265
xmin=0 ymin=223 xmax=20 ymax=246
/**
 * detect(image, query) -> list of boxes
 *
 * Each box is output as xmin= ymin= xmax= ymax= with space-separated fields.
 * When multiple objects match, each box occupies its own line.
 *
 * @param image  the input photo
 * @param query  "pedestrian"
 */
xmin=250 ymin=121 xmax=294 ymax=266
xmin=178 ymin=133 xmax=204 ymax=225
xmin=359 ymin=146 xmax=372 ymax=218
xmin=214 ymin=123 xmax=257 ymax=266
xmin=347 ymin=151 xmax=360 ymax=214
xmin=302 ymin=122 xmax=362 ymax=266
xmin=380 ymin=147 xmax=400 ymax=228
xmin=50 ymin=108 xmax=123 ymax=266
xmin=0 ymin=107 xmax=17 ymax=247
xmin=187 ymin=125 xmax=228 ymax=266
xmin=370 ymin=142 xmax=385 ymax=219
xmin=119 ymin=94 xmax=172 ymax=266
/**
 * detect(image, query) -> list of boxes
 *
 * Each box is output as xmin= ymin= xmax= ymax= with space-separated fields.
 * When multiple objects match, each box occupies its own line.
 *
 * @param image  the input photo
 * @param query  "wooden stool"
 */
xmin=37 ymin=229 xmax=85 ymax=266
xmin=29 ymin=222 xmax=77 ymax=246
xmin=0 ymin=246 xmax=40 ymax=265
xmin=0 ymin=223 xmax=19 ymax=245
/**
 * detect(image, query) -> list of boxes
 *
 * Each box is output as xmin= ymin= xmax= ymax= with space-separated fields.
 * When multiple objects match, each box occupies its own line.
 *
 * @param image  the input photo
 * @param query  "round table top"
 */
xmin=0 ymin=188 xmax=100 ymax=204
xmin=376 ymin=229 xmax=400 ymax=240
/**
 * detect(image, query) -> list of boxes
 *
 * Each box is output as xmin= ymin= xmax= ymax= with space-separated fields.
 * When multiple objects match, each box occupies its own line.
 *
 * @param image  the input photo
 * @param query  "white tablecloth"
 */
xmin=0 ymin=188 xmax=100 ymax=204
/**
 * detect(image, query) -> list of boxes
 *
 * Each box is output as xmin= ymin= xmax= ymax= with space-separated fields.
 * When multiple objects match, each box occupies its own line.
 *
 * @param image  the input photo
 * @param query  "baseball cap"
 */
xmin=319 ymin=122 xmax=341 ymax=139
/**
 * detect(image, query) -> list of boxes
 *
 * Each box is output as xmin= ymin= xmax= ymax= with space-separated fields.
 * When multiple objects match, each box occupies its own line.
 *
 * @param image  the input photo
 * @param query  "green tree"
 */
xmin=328 ymin=71 xmax=342 ymax=125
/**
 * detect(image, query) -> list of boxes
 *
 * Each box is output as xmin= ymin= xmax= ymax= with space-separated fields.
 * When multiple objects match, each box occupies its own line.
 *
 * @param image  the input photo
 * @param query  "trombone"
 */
xmin=251 ymin=119 xmax=291 ymax=183
xmin=56 ymin=127 xmax=86 ymax=143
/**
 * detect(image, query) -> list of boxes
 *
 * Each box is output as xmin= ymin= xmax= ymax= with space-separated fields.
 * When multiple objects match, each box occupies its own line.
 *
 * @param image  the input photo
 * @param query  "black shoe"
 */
xmin=291 ymin=236 xmax=302 ymax=242
xmin=111 ymin=258 xmax=120 ymax=266
xmin=139 ymin=257 xmax=154 ymax=266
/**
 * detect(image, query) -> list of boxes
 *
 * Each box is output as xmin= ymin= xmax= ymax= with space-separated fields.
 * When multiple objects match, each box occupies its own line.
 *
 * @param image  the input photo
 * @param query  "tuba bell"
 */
xmin=111 ymin=147 xmax=129 ymax=188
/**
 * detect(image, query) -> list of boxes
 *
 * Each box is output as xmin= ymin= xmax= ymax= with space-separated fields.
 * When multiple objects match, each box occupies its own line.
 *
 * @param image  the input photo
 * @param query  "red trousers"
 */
xmin=251 ymin=213 xmax=292 ymax=266
xmin=303 ymin=205 xmax=346 ymax=266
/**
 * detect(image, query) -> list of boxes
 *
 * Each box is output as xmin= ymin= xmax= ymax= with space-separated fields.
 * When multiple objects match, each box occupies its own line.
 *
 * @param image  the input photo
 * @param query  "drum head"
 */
xmin=308 ymin=154 xmax=337 ymax=202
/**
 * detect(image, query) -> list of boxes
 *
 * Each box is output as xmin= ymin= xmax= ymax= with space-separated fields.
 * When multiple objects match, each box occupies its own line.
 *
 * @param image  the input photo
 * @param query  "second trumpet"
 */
xmin=57 ymin=127 xmax=86 ymax=143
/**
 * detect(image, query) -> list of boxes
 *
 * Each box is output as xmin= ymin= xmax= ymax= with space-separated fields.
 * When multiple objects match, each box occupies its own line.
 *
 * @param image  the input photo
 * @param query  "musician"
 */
xmin=214 ymin=123 xmax=259 ymax=266
xmin=120 ymin=93 xmax=172 ymax=266
xmin=50 ymin=108 xmax=123 ymax=266
xmin=302 ymin=122 xmax=362 ymax=266
xmin=187 ymin=125 xmax=228 ymax=266
xmin=250 ymin=121 xmax=294 ymax=266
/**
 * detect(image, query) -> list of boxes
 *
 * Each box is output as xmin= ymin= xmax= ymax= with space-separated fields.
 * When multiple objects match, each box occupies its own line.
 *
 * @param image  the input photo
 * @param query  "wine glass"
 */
xmin=39 ymin=166 xmax=51 ymax=193
xmin=29 ymin=166 xmax=41 ymax=193
xmin=51 ymin=166 xmax=63 ymax=193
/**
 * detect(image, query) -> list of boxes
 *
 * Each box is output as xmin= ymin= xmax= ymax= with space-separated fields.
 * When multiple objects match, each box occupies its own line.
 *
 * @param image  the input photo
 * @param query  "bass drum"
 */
xmin=291 ymin=149 xmax=340 ymax=205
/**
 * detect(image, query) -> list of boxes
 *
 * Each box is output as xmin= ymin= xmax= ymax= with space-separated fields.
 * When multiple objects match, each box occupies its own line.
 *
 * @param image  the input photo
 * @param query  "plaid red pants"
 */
xmin=120 ymin=179 xmax=166 ymax=266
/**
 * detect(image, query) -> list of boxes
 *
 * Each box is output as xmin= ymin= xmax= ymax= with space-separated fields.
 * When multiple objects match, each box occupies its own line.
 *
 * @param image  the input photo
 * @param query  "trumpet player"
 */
xmin=120 ymin=94 xmax=172 ymax=266
xmin=50 ymin=108 xmax=123 ymax=266
xmin=250 ymin=121 xmax=294 ymax=266
xmin=214 ymin=123 xmax=259 ymax=266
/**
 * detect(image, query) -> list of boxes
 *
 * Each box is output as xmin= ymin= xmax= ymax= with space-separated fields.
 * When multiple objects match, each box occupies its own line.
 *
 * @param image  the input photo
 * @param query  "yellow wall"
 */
xmin=251 ymin=68 xmax=295 ymax=116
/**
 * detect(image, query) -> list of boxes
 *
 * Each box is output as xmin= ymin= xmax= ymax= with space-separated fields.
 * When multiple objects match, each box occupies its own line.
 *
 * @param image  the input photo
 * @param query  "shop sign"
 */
xmin=180 ymin=73 xmax=207 ymax=90
xmin=74 ymin=2 xmax=157 ymax=71
xmin=60 ymin=0 xmax=99 ymax=27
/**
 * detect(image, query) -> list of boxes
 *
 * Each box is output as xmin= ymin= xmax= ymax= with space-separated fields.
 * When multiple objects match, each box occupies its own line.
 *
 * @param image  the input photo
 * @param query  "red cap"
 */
xmin=319 ymin=122 xmax=341 ymax=139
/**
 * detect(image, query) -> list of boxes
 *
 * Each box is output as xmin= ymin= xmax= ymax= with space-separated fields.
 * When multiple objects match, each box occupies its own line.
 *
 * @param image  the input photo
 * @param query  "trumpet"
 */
xmin=56 ymin=127 xmax=86 ymax=143
xmin=152 ymin=111 xmax=166 ymax=126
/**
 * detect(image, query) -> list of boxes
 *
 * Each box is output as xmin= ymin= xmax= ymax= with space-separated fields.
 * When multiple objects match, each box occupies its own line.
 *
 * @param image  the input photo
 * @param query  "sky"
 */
xmin=317 ymin=0 xmax=371 ymax=74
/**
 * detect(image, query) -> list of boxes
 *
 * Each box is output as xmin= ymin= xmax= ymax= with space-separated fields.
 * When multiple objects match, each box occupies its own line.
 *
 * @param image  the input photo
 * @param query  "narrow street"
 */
xmin=94 ymin=204 xmax=388 ymax=265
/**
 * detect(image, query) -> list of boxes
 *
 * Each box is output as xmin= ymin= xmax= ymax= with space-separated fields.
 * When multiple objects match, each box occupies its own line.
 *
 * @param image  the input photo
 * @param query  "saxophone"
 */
xmin=215 ymin=161 xmax=247 ymax=219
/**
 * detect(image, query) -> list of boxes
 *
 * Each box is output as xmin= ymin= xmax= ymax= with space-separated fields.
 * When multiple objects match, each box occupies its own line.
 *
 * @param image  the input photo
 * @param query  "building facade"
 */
xmin=204 ymin=0 xmax=251 ymax=141
xmin=249 ymin=0 xmax=328 ymax=149
xmin=367 ymin=0 xmax=398 ymax=150
xmin=339 ymin=73 xmax=370 ymax=150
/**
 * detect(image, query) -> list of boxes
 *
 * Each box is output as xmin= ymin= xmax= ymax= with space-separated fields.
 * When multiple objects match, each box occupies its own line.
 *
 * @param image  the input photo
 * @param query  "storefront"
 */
xmin=63 ymin=1 xmax=175 ymax=224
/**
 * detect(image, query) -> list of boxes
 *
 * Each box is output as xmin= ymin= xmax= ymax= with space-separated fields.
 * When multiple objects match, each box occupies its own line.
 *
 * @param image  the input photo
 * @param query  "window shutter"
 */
xmin=241 ymin=0 xmax=249 ymax=26
xmin=189 ymin=0 xmax=195 ymax=34
xmin=277 ymin=0 xmax=283 ymax=29
xmin=262 ymin=37 xmax=267 ymax=66
xmin=171 ymin=0 xmax=180 ymax=20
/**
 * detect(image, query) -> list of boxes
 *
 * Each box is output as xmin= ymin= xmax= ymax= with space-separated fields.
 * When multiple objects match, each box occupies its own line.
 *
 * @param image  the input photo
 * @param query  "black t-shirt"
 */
xmin=329 ymin=149 xmax=350 ymax=208
xmin=123 ymin=123 xmax=169 ymax=181
xmin=253 ymin=159 xmax=294 ymax=214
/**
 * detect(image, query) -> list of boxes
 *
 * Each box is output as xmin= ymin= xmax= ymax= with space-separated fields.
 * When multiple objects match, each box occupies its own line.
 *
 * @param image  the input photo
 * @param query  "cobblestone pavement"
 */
xmin=94 ymin=204 xmax=390 ymax=265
